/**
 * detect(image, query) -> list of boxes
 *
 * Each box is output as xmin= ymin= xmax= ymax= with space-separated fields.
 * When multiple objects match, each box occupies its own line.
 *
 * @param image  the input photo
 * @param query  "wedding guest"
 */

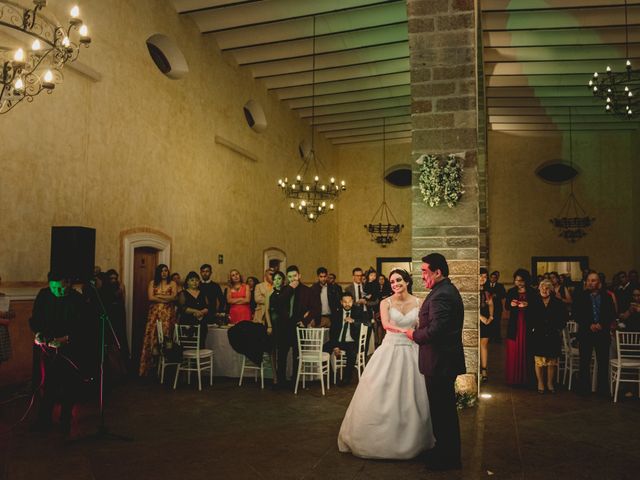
xmin=505 ymin=268 xmax=536 ymax=387
xmin=378 ymin=274 xmax=393 ymax=299
xmin=618 ymin=288 xmax=640 ymax=332
xmin=177 ymin=271 xmax=209 ymax=347
xmin=324 ymin=291 xmax=364 ymax=386
xmin=199 ymin=263 xmax=224 ymax=317
xmin=479 ymin=268 xmax=494 ymax=383
xmin=487 ymin=270 xmax=506 ymax=343
xmin=629 ymin=270 xmax=639 ymax=289
xmin=139 ymin=264 xmax=177 ymax=376
xmin=253 ymin=269 xmax=274 ymax=326
xmin=615 ymin=271 xmax=633 ymax=314
xmin=0 ymin=275 xmax=15 ymax=364
xmin=247 ymin=276 xmax=260 ymax=315
xmin=310 ymin=267 xmax=341 ymax=328
xmin=599 ymin=272 xmax=619 ymax=314
xmin=171 ymin=272 xmax=183 ymax=293
xmin=227 ymin=269 xmax=252 ymax=325
xmin=287 ymin=265 xmax=314 ymax=327
xmin=100 ymin=269 xmax=129 ymax=359
xmin=376 ymin=273 xmax=392 ymax=343
xmin=328 ymin=273 xmax=342 ymax=293
xmin=572 ymin=271 xmax=616 ymax=396
xmin=287 ymin=265 xmax=314 ymax=386
xmin=364 ymin=268 xmax=382 ymax=345
xmin=530 ymin=280 xmax=567 ymax=394
xmin=265 ymin=271 xmax=293 ymax=387
xmin=346 ymin=268 xmax=368 ymax=320
xmin=549 ymin=271 xmax=572 ymax=308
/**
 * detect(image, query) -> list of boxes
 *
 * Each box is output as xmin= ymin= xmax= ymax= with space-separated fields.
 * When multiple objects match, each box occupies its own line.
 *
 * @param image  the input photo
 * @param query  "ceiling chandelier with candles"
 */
xmin=277 ymin=15 xmax=345 ymax=223
xmin=588 ymin=0 xmax=639 ymax=119
xmin=549 ymin=109 xmax=595 ymax=243
xmin=364 ymin=120 xmax=404 ymax=247
xmin=0 ymin=0 xmax=91 ymax=114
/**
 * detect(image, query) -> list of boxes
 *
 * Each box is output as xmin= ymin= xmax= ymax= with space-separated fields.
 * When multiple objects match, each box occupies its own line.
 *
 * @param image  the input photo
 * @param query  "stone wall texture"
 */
xmin=408 ymin=0 xmax=480 ymax=380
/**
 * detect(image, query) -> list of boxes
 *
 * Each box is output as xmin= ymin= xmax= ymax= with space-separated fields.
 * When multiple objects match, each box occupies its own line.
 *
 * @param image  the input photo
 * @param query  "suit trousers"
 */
xmin=578 ymin=332 xmax=610 ymax=395
xmin=424 ymin=375 xmax=461 ymax=464
xmin=275 ymin=323 xmax=298 ymax=383
xmin=324 ymin=340 xmax=357 ymax=381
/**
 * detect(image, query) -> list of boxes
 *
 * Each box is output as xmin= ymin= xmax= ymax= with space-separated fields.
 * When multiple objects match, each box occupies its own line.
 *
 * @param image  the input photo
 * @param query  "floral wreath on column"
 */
xmin=416 ymin=153 xmax=465 ymax=207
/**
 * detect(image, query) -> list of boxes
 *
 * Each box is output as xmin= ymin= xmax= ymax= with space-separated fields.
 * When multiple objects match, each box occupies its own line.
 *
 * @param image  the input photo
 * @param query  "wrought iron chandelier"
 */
xmin=1 ymin=0 xmax=91 ymax=114
xmin=364 ymin=120 xmax=404 ymax=246
xmin=277 ymin=15 xmax=345 ymax=223
xmin=549 ymin=109 xmax=595 ymax=243
xmin=588 ymin=0 xmax=639 ymax=118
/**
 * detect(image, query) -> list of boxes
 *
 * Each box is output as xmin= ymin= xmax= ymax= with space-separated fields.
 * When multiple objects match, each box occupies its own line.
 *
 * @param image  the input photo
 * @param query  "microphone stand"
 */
xmin=70 ymin=281 xmax=132 ymax=443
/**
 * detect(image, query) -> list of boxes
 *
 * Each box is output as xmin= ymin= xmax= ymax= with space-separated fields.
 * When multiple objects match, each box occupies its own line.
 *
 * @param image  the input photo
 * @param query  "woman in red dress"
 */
xmin=226 ymin=269 xmax=252 ymax=325
xmin=505 ymin=268 xmax=537 ymax=386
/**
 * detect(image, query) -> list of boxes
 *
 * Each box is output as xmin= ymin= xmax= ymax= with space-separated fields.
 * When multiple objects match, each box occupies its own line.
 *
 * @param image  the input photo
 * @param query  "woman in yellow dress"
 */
xmin=139 ymin=264 xmax=177 ymax=376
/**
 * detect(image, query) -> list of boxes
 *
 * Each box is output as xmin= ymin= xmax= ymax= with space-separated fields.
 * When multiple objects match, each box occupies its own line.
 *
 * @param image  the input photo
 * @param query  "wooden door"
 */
xmin=131 ymin=247 xmax=158 ymax=371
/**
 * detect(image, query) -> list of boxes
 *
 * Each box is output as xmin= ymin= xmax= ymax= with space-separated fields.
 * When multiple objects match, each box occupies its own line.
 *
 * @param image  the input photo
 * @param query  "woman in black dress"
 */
xmin=265 ymin=271 xmax=293 ymax=387
xmin=177 ymin=271 xmax=209 ymax=347
xmin=530 ymin=279 xmax=567 ymax=393
xmin=479 ymin=268 xmax=494 ymax=382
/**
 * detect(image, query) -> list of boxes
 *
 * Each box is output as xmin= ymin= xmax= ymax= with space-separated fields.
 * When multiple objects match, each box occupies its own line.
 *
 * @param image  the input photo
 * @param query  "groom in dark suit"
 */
xmin=406 ymin=253 xmax=465 ymax=471
xmin=324 ymin=292 xmax=363 ymax=386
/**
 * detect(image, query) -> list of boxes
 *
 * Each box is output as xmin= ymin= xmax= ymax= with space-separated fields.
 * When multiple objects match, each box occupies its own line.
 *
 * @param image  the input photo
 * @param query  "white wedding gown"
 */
xmin=337 ymin=300 xmax=435 ymax=459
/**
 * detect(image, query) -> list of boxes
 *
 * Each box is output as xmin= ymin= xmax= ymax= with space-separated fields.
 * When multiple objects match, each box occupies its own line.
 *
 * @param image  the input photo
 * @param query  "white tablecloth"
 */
xmin=205 ymin=326 xmax=246 ymax=377
xmin=205 ymin=325 xmax=305 ymax=379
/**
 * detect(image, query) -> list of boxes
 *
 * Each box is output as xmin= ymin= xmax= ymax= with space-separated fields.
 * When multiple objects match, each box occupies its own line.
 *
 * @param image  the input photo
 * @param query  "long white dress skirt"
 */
xmin=337 ymin=330 xmax=435 ymax=459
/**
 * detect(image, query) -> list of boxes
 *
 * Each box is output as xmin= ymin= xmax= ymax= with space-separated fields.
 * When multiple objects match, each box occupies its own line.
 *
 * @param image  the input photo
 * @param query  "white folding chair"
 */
xmin=294 ymin=327 xmax=330 ymax=395
xmin=331 ymin=349 xmax=347 ymax=384
xmin=173 ymin=324 xmax=214 ymax=391
xmin=239 ymin=353 xmax=272 ymax=389
xmin=610 ymin=331 xmax=640 ymax=403
xmin=355 ymin=324 xmax=369 ymax=379
xmin=333 ymin=323 xmax=370 ymax=382
xmin=156 ymin=320 xmax=180 ymax=384
xmin=563 ymin=321 xmax=597 ymax=391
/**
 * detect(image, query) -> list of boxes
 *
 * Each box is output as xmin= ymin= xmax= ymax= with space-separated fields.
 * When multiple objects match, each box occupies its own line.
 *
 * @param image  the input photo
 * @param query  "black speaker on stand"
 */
xmin=50 ymin=226 xmax=96 ymax=282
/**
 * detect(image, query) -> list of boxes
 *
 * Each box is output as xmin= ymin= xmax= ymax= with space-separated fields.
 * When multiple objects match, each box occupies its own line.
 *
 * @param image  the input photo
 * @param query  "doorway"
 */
xmin=131 ymin=247 xmax=158 ymax=371
xmin=264 ymin=247 xmax=286 ymax=273
xmin=121 ymin=229 xmax=171 ymax=361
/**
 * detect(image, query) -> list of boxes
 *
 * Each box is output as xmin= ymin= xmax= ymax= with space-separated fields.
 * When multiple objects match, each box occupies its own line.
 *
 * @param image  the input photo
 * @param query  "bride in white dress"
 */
xmin=338 ymin=269 xmax=435 ymax=459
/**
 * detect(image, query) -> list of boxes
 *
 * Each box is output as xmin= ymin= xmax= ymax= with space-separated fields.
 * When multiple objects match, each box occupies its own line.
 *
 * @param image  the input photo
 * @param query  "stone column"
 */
xmin=408 ymin=0 xmax=480 ymax=387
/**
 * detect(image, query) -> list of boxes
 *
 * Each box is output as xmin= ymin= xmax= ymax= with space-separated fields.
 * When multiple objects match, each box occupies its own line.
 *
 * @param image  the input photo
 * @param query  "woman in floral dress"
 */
xmin=139 ymin=264 xmax=177 ymax=376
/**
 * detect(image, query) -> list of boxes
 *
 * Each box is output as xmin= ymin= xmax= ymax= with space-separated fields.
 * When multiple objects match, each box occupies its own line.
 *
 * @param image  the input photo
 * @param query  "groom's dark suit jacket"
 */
xmin=413 ymin=278 xmax=466 ymax=377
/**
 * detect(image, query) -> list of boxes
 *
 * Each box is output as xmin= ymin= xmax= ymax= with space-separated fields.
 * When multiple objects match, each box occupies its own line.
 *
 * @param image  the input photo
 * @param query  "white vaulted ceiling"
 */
xmin=171 ymin=0 xmax=640 ymax=142
xmin=170 ymin=0 xmax=411 ymax=144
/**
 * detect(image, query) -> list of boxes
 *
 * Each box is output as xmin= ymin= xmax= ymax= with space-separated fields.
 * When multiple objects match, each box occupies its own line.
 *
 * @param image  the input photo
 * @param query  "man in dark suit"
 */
xmin=406 ymin=253 xmax=465 ymax=471
xmin=324 ymin=292 xmax=363 ymax=385
xmin=285 ymin=265 xmax=314 ymax=388
xmin=199 ymin=263 xmax=224 ymax=319
xmin=572 ymin=270 xmax=616 ymax=396
xmin=310 ymin=267 xmax=342 ymax=328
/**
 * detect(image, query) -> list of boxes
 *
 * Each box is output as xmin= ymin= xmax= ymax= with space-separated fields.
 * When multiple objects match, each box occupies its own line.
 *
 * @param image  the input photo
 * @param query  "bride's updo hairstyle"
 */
xmin=388 ymin=268 xmax=412 ymax=289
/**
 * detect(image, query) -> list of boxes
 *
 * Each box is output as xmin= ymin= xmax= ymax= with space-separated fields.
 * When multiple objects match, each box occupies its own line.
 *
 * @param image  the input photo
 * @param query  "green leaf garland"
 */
xmin=417 ymin=153 xmax=464 ymax=208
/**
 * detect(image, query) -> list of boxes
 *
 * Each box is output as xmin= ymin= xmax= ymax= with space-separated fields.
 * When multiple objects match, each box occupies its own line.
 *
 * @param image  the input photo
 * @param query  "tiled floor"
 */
xmin=2 ymin=343 xmax=640 ymax=480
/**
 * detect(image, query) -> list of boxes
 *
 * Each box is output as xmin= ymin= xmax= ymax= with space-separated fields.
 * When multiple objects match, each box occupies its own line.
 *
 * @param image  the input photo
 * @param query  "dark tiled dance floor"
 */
xmin=2 ymin=342 xmax=640 ymax=480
